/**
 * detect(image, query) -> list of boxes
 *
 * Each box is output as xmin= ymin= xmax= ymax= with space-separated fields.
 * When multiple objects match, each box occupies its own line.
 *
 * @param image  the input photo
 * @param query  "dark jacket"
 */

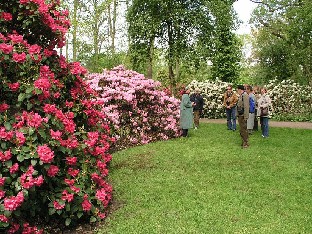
xmin=190 ymin=93 xmax=204 ymax=111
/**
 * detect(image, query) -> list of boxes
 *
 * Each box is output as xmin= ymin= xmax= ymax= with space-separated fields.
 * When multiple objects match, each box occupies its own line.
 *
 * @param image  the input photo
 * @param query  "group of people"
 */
xmin=224 ymin=84 xmax=272 ymax=148
xmin=179 ymin=85 xmax=272 ymax=149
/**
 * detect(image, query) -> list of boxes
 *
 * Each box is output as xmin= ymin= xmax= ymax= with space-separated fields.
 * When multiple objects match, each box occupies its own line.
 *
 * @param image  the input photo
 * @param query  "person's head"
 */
xmin=195 ymin=88 xmax=200 ymax=94
xmin=246 ymin=85 xmax=252 ymax=94
xmin=236 ymin=84 xmax=245 ymax=95
xmin=261 ymin=87 xmax=267 ymax=95
xmin=184 ymin=87 xmax=191 ymax=94
xmin=226 ymin=85 xmax=233 ymax=95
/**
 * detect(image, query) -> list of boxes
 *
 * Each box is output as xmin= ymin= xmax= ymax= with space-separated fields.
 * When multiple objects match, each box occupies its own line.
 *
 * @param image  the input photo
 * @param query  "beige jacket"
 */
xmin=257 ymin=94 xmax=272 ymax=117
xmin=237 ymin=92 xmax=250 ymax=120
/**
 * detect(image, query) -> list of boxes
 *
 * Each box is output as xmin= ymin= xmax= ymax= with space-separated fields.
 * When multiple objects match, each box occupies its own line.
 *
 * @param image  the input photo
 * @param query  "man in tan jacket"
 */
xmin=236 ymin=85 xmax=250 ymax=148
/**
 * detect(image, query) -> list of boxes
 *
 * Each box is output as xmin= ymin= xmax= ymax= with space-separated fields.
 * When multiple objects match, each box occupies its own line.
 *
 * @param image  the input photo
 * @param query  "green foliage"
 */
xmin=127 ymin=0 xmax=240 ymax=93
xmin=250 ymin=0 xmax=312 ymax=85
xmin=97 ymin=123 xmax=312 ymax=233
xmin=85 ymin=52 xmax=131 ymax=73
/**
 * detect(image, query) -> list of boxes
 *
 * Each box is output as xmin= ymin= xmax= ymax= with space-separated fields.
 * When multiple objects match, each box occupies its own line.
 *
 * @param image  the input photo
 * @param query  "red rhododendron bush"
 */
xmin=87 ymin=66 xmax=181 ymax=150
xmin=0 ymin=0 xmax=113 ymax=232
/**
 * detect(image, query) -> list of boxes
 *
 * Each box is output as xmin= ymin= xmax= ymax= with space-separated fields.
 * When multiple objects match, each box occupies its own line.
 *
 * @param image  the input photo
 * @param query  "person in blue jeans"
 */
xmin=257 ymin=87 xmax=272 ymax=138
xmin=223 ymin=85 xmax=238 ymax=131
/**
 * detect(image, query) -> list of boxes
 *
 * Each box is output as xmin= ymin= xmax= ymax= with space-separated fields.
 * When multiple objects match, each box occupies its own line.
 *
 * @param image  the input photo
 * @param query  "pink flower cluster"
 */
xmin=4 ymin=191 xmax=24 ymax=211
xmin=20 ymin=165 xmax=44 ymax=189
xmin=87 ymin=65 xmax=181 ymax=149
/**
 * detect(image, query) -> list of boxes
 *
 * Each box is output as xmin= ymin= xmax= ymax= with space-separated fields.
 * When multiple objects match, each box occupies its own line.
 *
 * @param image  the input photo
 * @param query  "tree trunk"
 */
xmin=167 ymin=21 xmax=175 ymax=96
xmin=147 ymin=37 xmax=154 ymax=79
xmin=72 ymin=0 xmax=78 ymax=61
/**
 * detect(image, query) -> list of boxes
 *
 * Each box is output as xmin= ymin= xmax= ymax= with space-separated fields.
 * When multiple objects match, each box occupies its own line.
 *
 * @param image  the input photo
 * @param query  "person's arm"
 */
xmin=182 ymin=95 xmax=193 ymax=108
xmin=223 ymin=93 xmax=227 ymax=107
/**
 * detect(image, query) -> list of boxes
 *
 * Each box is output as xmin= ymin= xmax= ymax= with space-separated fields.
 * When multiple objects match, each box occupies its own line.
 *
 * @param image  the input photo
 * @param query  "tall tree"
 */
xmin=127 ymin=0 xmax=217 ymax=94
xmin=250 ymin=0 xmax=312 ymax=84
xmin=209 ymin=0 xmax=242 ymax=83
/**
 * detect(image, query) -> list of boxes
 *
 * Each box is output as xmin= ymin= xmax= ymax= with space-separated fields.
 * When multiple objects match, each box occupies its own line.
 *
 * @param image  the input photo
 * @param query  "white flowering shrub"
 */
xmin=187 ymin=79 xmax=312 ymax=121
xmin=266 ymin=79 xmax=312 ymax=121
xmin=187 ymin=79 xmax=229 ymax=119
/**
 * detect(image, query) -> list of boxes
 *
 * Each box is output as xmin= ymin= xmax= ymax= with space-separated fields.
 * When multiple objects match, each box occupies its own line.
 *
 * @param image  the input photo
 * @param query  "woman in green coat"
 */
xmin=180 ymin=88 xmax=194 ymax=137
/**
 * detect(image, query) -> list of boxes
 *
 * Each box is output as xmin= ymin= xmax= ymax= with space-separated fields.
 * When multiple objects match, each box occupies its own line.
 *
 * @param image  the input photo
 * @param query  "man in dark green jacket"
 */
xmin=236 ymin=85 xmax=250 ymax=148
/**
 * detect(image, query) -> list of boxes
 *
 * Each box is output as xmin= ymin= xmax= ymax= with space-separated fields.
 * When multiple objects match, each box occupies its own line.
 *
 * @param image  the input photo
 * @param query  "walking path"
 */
xmin=200 ymin=118 xmax=312 ymax=130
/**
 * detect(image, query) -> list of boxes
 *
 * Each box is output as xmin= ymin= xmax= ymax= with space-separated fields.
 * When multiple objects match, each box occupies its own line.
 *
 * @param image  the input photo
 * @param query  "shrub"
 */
xmin=187 ymin=80 xmax=229 ymax=119
xmin=87 ymin=65 xmax=181 ymax=150
xmin=266 ymin=79 xmax=312 ymax=121
xmin=0 ymin=0 xmax=113 ymax=232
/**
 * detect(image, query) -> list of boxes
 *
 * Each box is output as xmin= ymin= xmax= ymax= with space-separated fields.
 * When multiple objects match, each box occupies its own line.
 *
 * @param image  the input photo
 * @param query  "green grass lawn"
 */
xmin=97 ymin=123 xmax=312 ymax=234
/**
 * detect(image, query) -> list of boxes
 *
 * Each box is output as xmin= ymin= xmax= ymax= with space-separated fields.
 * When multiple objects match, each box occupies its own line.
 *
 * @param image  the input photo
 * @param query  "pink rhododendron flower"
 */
xmin=47 ymin=165 xmax=59 ymax=177
xmin=8 ymin=82 xmax=20 ymax=91
xmin=20 ymin=166 xmax=43 ymax=189
xmin=28 ymin=44 xmax=42 ymax=54
xmin=12 ymin=52 xmax=26 ymax=63
xmin=70 ymin=186 xmax=80 ymax=193
xmin=65 ymin=157 xmax=77 ymax=166
xmin=0 ymin=103 xmax=9 ymax=112
xmin=1 ymin=12 xmax=13 ymax=21
xmin=50 ymin=129 xmax=62 ymax=140
xmin=9 ymin=163 xmax=19 ymax=174
xmin=96 ymin=188 xmax=110 ymax=206
xmin=0 ymin=43 xmax=13 ymax=54
xmin=4 ymin=191 xmax=24 ymax=211
xmin=67 ymin=168 xmax=80 ymax=177
xmin=64 ymin=179 xmax=75 ymax=186
xmin=26 ymin=112 xmax=43 ymax=128
xmin=8 ymin=33 xmax=24 ymax=44
xmin=0 ymin=190 xmax=6 ymax=199
xmin=15 ymin=131 xmax=26 ymax=145
xmin=61 ymin=190 xmax=74 ymax=202
xmin=8 ymin=223 xmax=20 ymax=234
xmin=98 ymin=212 xmax=106 ymax=219
xmin=53 ymin=92 xmax=60 ymax=98
xmin=0 ymin=150 xmax=12 ymax=162
xmin=22 ymin=223 xmax=44 ymax=234
xmin=43 ymin=104 xmax=57 ymax=113
xmin=70 ymin=62 xmax=87 ymax=75
xmin=34 ymin=78 xmax=51 ymax=90
xmin=37 ymin=144 xmax=55 ymax=163
xmin=0 ymin=214 xmax=8 ymax=223
xmin=65 ymin=101 xmax=74 ymax=108
xmin=53 ymin=201 xmax=65 ymax=210
xmin=0 ymin=177 xmax=6 ymax=186
xmin=82 ymin=195 xmax=92 ymax=211
xmin=0 ymin=127 xmax=13 ymax=140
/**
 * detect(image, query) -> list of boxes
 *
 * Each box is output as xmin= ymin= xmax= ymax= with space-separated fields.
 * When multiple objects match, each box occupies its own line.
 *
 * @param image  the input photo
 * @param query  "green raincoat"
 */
xmin=180 ymin=94 xmax=194 ymax=129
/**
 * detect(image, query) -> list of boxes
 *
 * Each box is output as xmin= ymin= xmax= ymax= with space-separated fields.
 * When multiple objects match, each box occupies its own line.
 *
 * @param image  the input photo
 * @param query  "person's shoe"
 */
xmin=194 ymin=126 xmax=198 ymax=130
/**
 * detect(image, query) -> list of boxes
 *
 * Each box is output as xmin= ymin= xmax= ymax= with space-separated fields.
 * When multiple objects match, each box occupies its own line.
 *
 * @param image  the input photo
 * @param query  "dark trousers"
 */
xmin=238 ymin=115 xmax=249 ymax=146
xmin=253 ymin=110 xmax=258 ymax=131
xmin=181 ymin=129 xmax=188 ymax=137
